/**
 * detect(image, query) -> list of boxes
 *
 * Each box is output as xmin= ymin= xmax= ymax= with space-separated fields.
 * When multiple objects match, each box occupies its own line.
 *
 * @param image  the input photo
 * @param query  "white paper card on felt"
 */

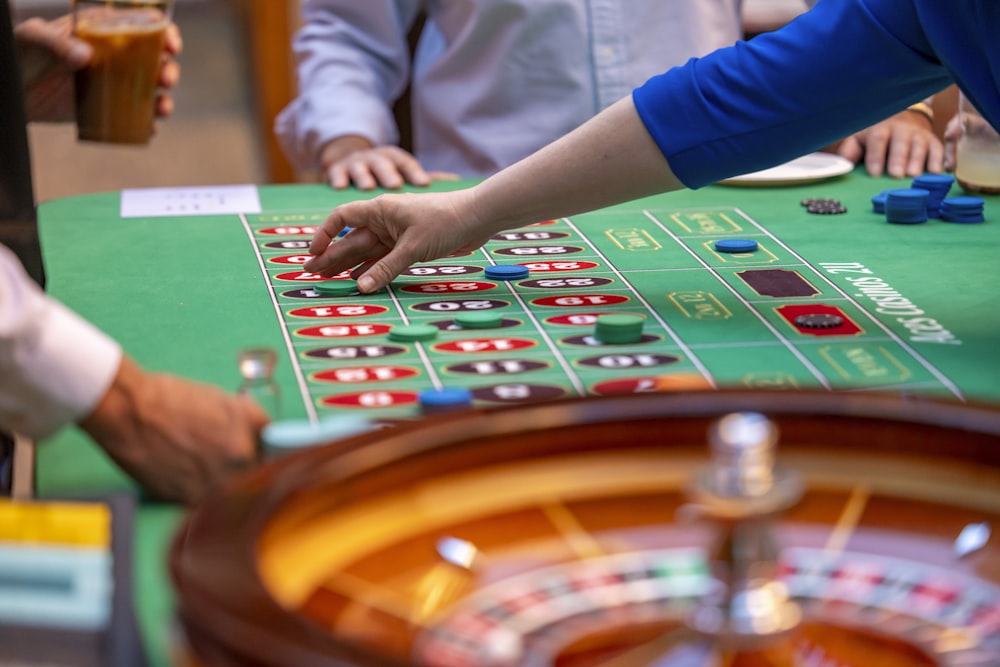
xmin=120 ymin=185 xmax=262 ymax=218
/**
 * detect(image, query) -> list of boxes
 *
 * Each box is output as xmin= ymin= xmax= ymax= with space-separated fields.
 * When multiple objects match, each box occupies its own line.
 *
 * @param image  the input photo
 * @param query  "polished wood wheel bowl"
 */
xmin=170 ymin=391 xmax=1000 ymax=666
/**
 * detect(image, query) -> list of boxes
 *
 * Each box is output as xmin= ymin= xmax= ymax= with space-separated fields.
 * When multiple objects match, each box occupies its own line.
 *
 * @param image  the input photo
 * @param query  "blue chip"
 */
xmin=335 ymin=226 xmax=354 ymax=238
xmin=419 ymin=387 xmax=474 ymax=414
xmin=941 ymin=196 xmax=985 ymax=210
xmin=871 ymin=190 xmax=890 ymax=214
xmin=714 ymin=239 xmax=758 ymax=253
xmin=261 ymin=415 xmax=376 ymax=456
xmin=485 ymin=264 xmax=529 ymax=280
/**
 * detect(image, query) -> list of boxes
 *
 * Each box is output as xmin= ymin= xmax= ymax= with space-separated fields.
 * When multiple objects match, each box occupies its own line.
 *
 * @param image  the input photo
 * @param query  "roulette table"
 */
xmin=32 ymin=171 xmax=1000 ymax=665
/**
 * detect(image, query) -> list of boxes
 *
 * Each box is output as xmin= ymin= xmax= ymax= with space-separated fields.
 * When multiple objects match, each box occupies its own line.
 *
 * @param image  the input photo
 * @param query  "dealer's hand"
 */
xmin=14 ymin=15 xmax=182 ymax=123
xmin=836 ymin=109 xmax=943 ymax=178
xmin=320 ymin=135 xmax=459 ymax=190
xmin=79 ymin=355 xmax=268 ymax=505
xmin=304 ymin=188 xmax=494 ymax=293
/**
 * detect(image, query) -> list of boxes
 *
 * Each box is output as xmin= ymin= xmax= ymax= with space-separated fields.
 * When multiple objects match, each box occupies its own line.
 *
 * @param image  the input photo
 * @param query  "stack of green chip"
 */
xmin=594 ymin=314 xmax=645 ymax=344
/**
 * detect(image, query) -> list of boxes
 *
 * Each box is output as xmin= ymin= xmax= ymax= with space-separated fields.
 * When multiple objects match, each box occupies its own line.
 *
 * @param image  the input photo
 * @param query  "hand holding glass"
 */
xmin=72 ymin=0 xmax=174 ymax=144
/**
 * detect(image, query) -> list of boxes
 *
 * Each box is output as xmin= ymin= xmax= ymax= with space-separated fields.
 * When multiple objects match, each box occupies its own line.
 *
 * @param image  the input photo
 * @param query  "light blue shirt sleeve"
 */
xmin=275 ymin=1 xmax=422 ymax=170
xmin=275 ymin=0 xmax=749 ymax=176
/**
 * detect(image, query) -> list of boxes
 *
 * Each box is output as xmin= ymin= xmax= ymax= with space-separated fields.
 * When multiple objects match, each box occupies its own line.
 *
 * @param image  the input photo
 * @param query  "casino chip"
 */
xmin=803 ymin=198 xmax=847 ymax=215
xmin=419 ymin=387 xmax=474 ymax=415
xmin=594 ymin=313 xmax=645 ymax=344
xmin=485 ymin=264 xmax=529 ymax=280
xmin=313 ymin=279 xmax=359 ymax=296
xmin=794 ymin=313 xmax=844 ymax=329
xmin=714 ymin=238 xmax=758 ymax=253
xmin=455 ymin=311 xmax=503 ymax=329
xmin=388 ymin=324 xmax=439 ymax=342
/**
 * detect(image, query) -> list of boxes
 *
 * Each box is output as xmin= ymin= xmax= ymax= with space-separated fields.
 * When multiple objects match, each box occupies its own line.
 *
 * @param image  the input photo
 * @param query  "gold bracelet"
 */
xmin=905 ymin=101 xmax=935 ymax=124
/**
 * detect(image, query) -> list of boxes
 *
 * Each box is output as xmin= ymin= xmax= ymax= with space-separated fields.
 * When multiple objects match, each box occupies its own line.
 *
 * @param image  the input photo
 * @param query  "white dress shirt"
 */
xmin=276 ymin=0 xmax=751 ymax=177
xmin=0 ymin=245 xmax=121 ymax=439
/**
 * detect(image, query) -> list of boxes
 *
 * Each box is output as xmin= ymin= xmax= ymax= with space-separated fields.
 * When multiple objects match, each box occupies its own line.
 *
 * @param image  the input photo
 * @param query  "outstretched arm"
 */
xmin=303 ymin=97 xmax=682 ymax=293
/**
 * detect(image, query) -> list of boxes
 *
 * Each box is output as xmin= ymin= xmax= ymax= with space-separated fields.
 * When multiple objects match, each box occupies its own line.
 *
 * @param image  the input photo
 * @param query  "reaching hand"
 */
xmin=79 ymin=356 xmax=268 ymax=505
xmin=14 ymin=15 xmax=182 ymax=123
xmin=320 ymin=136 xmax=459 ymax=190
xmin=836 ymin=108 xmax=943 ymax=178
xmin=304 ymin=188 xmax=497 ymax=293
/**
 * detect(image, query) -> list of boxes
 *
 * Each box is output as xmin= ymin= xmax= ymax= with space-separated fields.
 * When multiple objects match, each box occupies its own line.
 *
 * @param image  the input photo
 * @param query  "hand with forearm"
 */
xmin=304 ymin=97 xmax=681 ymax=292
xmin=79 ymin=355 xmax=267 ymax=504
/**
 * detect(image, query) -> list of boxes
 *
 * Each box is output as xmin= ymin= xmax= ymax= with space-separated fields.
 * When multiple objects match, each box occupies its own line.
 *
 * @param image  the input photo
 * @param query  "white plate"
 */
xmin=719 ymin=152 xmax=855 ymax=186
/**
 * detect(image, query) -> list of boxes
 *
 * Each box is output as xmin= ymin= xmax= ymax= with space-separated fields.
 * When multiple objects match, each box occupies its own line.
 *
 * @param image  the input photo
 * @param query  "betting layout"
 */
xmin=242 ymin=204 xmax=964 ymax=423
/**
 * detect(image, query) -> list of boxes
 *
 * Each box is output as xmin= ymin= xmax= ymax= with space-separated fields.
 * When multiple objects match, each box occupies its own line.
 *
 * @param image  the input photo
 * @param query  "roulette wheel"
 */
xmin=170 ymin=391 xmax=1000 ymax=666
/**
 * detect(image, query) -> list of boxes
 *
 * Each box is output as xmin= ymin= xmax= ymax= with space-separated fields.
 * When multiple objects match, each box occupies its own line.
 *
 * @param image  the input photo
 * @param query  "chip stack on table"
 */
xmin=801 ymin=198 xmax=847 ymax=215
xmin=884 ymin=188 xmax=931 ymax=224
xmin=871 ymin=190 xmax=890 ymax=214
xmin=939 ymin=196 xmax=987 ymax=223
xmin=911 ymin=174 xmax=955 ymax=217
xmin=594 ymin=314 xmax=645 ymax=345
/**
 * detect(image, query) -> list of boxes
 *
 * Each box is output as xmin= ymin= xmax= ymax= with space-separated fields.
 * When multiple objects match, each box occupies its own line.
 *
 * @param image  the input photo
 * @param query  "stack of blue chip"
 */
xmin=939 ymin=196 xmax=986 ymax=223
xmin=911 ymin=174 xmax=955 ymax=217
xmin=884 ymin=188 xmax=930 ymax=224
xmin=871 ymin=190 xmax=890 ymax=214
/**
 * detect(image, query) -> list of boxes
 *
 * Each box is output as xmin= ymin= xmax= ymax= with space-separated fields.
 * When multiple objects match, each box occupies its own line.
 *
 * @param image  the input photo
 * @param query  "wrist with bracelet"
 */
xmin=905 ymin=101 xmax=935 ymax=124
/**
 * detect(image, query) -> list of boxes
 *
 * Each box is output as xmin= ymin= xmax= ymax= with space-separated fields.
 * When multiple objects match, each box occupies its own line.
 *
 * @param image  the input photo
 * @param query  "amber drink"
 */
xmin=955 ymin=93 xmax=1000 ymax=194
xmin=72 ymin=1 xmax=172 ymax=145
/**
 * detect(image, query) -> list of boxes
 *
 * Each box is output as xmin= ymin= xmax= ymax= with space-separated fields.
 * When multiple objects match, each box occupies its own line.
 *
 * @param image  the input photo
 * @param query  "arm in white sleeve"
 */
xmin=274 ymin=0 xmax=423 ymax=170
xmin=0 ymin=245 xmax=121 ymax=440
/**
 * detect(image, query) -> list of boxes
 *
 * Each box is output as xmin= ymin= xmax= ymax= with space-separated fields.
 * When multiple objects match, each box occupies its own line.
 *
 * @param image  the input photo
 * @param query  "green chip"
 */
xmin=388 ymin=323 xmax=439 ymax=342
xmin=455 ymin=311 xmax=503 ymax=329
xmin=313 ymin=279 xmax=359 ymax=296
xmin=594 ymin=313 xmax=645 ymax=344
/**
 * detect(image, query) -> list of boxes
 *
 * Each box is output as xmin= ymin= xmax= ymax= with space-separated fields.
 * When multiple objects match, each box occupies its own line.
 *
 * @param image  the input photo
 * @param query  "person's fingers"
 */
xmin=393 ymin=150 xmax=432 ymax=187
xmin=348 ymin=161 xmax=379 ymax=190
xmin=16 ymin=17 xmax=92 ymax=69
xmin=924 ymin=138 xmax=944 ymax=174
xmin=427 ymin=171 xmax=462 ymax=182
xmin=308 ymin=208 xmax=350 ymax=255
xmin=863 ymin=128 xmax=891 ymax=177
xmin=165 ymin=23 xmax=182 ymax=55
xmin=836 ymin=135 xmax=864 ymax=165
xmin=366 ymin=151 xmax=406 ymax=189
xmin=353 ymin=247 xmax=413 ymax=294
xmin=902 ymin=136 xmax=930 ymax=177
xmin=328 ymin=163 xmax=352 ymax=189
xmin=159 ymin=58 xmax=180 ymax=89
xmin=884 ymin=129 xmax=915 ymax=178
xmin=155 ymin=94 xmax=174 ymax=118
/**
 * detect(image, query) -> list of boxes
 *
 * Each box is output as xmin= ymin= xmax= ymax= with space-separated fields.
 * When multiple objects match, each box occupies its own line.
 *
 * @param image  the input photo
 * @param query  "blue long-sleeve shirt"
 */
xmin=633 ymin=0 xmax=999 ymax=188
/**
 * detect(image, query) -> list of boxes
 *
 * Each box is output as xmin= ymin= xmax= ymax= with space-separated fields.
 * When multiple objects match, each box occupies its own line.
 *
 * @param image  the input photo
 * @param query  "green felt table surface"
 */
xmin=34 ymin=173 xmax=1000 ymax=665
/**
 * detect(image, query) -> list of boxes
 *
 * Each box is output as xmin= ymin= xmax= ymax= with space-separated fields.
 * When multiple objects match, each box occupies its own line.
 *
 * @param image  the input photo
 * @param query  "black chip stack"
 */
xmin=801 ymin=198 xmax=847 ymax=215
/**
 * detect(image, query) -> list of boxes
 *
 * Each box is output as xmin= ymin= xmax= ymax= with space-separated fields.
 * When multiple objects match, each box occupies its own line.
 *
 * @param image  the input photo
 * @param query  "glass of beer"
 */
xmin=72 ymin=0 xmax=174 ymax=145
xmin=955 ymin=92 xmax=1000 ymax=194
